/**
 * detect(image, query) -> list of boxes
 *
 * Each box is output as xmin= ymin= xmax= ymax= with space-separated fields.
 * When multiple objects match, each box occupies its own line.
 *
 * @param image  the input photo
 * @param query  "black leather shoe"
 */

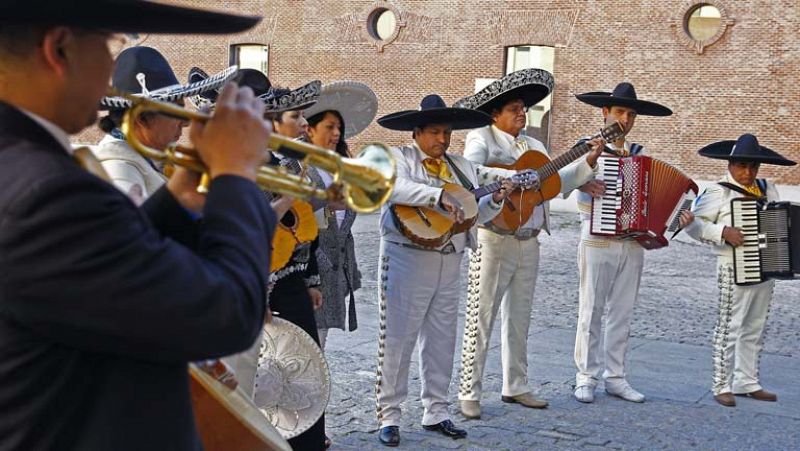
xmin=378 ymin=426 xmax=400 ymax=447
xmin=422 ymin=419 xmax=467 ymax=439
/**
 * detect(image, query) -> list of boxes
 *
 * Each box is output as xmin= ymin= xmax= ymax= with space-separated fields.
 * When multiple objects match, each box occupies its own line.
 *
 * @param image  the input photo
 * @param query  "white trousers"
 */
xmin=713 ymin=259 xmax=774 ymax=395
xmin=574 ymin=221 xmax=644 ymax=387
xmin=459 ymin=228 xmax=540 ymax=401
xmin=375 ymin=241 xmax=463 ymax=428
xmin=317 ymin=328 xmax=329 ymax=350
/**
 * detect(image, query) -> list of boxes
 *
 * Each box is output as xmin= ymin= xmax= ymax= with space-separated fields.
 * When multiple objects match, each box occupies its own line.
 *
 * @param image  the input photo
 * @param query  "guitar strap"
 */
xmin=443 ymin=154 xmax=475 ymax=190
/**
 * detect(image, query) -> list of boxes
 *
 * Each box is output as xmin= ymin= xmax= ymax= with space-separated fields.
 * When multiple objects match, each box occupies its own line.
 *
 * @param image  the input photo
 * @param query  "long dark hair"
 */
xmin=306 ymin=110 xmax=349 ymax=157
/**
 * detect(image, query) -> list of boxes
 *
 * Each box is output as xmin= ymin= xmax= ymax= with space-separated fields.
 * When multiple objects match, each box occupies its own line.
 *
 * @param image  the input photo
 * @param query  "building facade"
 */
xmin=84 ymin=0 xmax=800 ymax=185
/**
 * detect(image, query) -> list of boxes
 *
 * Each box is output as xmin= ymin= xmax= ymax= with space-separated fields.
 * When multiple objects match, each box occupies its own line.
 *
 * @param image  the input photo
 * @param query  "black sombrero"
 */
xmin=698 ymin=134 xmax=796 ymax=166
xmin=453 ymin=68 xmax=553 ymax=114
xmin=378 ymin=94 xmax=492 ymax=131
xmin=100 ymin=47 xmax=237 ymax=110
xmin=0 ymin=0 xmax=259 ymax=34
xmin=576 ymin=82 xmax=672 ymax=117
xmin=188 ymin=67 xmax=321 ymax=113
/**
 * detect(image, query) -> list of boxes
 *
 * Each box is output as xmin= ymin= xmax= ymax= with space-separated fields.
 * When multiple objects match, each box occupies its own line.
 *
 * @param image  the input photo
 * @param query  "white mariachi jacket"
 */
xmin=379 ymin=143 xmax=515 ymax=253
xmin=464 ymin=125 xmax=596 ymax=233
xmin=93 ymin=134 xmax=167 ymax=202
xmin=684 ymin=172 xmax=779 ymax=259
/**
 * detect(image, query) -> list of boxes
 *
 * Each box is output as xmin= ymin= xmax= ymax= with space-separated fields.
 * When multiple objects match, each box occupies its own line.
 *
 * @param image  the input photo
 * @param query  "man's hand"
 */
xmin=585 ymin=138 xmax=606 ymax=168
xmin=264 ymin=308 xmax=273 ymax=324
xmin=270 ymin=196 xmax=295 ymax=220
xmin=198 ymin=359 xmax=238 ymax=390
xmin=722 ymin=225 xmax=746 ymax=247
xmin=308 ymin=287 xmax=324 ymax=310
xmin=578 ymin=179 xmax=606 ymax=198
xmin=166 ymin=167 xmax=206 ymax=214
xmin=439 ymin=191 xmax=465 ymax=224
xmin=492 ymin=178 xmax=516 ymax=203
xmin=678 ymin=210 xmax=694 ymax=228
xmin=190 ymin=83 xmax=272 ymax=182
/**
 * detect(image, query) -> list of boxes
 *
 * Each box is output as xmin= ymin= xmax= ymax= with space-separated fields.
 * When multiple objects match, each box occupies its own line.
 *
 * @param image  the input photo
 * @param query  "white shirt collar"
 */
xmin=18 ymin=108 xmax=74 ymax=155
xmin=491 ymin=125 xmax=520 ymax=147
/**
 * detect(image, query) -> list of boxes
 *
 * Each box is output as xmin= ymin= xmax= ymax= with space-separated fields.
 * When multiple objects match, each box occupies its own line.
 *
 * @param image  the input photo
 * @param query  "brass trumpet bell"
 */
xmin=109 ymin=88 xmax=395 ymax=213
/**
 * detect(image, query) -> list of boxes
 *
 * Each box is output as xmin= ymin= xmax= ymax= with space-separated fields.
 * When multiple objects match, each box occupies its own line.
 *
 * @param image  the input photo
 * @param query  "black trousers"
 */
xmin=270 ymin=273 xmax=326 ymax=451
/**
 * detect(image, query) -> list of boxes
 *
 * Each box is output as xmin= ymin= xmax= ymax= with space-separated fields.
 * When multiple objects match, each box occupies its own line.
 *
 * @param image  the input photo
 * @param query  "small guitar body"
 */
xmin=489 ymin=150 xmax=561 ymax=230
xmin=270 ymin=200 xmax=318 ymax=272
xmin=391 ymin=183 xmax=478 ymax=248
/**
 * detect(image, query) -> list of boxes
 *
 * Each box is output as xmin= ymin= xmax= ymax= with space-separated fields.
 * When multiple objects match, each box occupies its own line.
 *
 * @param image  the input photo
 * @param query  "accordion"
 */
xmin=590 ymin=155 xmax=698 ymax=249
xmin=730 ymin=198 xmax=800 ymax=285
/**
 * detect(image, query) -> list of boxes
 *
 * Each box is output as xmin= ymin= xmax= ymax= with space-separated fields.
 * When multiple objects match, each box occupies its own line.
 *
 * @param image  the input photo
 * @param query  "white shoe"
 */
xmin=574 ymin=385 xmax=595 ymax=403
xmin=605 ymin=380 xmax=645 ymax=403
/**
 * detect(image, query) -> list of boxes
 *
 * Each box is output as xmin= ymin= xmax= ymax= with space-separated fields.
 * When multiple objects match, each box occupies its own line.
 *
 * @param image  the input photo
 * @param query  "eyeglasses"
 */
xmin=503 ymin=105 xmax=530 ymax=115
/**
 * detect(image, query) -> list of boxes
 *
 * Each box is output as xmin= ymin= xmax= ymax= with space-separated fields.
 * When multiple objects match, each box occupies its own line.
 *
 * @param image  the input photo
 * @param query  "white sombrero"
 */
xmin=303 ymin=81 xmax=378 ymax=139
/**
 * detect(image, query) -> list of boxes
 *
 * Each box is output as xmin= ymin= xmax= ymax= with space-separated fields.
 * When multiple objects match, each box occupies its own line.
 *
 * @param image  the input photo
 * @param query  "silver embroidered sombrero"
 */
xmin=100 ymin=46 xmax=237 ymax=110
xmin=253 ymin=317 xmax=330 ymax=439
xmin=303 ymin=81 xmax=378 ymax=139
xmin=453 ymin=68 xmax=554 ymax=113
xmin=188 ymin=67 xmax=321 ymax=113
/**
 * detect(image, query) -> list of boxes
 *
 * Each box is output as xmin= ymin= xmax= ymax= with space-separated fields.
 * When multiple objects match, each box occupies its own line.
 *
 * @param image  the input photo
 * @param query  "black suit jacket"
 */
xmin=0 ymin=102 xmax=276 ymax=450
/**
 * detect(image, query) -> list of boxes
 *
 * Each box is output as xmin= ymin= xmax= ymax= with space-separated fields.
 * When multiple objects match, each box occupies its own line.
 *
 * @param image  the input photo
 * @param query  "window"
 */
xmin=685 ymin=4 xmax=722 ymax=42
xmin=229 ymin=44 xmax=269 ymax=74
xmin=505 ymin=45 xmax=555 ymax=146
xmin=368 ymin=8 xmax=397 ymax=41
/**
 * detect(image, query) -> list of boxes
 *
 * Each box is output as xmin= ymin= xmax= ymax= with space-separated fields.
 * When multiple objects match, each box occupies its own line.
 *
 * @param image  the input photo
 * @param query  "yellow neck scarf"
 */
xmin=422 ymin=157 xmax=453 ymax=182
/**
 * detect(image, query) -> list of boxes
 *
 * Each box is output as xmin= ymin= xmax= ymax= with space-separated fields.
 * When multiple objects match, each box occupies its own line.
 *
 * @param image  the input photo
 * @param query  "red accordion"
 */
xmin=590 ymin=155 xmax=698 ymax=249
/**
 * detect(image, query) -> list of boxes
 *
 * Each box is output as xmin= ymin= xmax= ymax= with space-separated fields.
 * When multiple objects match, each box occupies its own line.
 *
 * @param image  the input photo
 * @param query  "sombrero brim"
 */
xmin=454 ymin=68 xmax=553 ymax=113
xmin=3 ymin=1 xmax=260 ymax=34
xmin=575 ymin=92 xmax=673 ymax=116
xmin=698 ymin=140 xmax=797 ymax=166
xmin=377 ymin=108 xmax=492 ymax=131
xmin=304 ymin=81 xmax=378 ymax=139
xmin=258 ymin=80 xmax=321 ymax=113
xmin=101 ymin=65 xmax=238 ymax=110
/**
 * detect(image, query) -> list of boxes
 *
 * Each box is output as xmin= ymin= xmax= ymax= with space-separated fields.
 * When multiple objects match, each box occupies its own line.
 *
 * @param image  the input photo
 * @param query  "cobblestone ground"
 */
xmin=320 ymin=212 xmax=800 ymax=451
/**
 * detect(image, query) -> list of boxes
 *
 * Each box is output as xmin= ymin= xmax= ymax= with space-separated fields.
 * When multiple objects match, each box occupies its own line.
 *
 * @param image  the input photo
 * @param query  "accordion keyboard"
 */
xmin=590 ymin=157 xmax=621 ymax=235
xmin=731 ymin=198 xmax=763 ymax=284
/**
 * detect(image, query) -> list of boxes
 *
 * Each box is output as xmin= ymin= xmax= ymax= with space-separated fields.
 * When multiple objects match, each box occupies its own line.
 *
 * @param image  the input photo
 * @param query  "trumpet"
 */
xmin=108 ymin=88 xmax=395 ymax=213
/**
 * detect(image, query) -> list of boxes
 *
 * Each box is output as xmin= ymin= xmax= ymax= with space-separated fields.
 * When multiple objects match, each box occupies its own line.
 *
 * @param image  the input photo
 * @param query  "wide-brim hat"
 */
xmin=188 ymin=68 xmax=321 ymax=114
xmin=100 ymin=47 xmax=237 ymax=110
xmin=304 ymin=81 xmax=378 ymax=139
xmin=378 ymin=94 xmax=492 ymax=131
xmin=698 ymin=134 xmax=796 ymax=166
xmin=1 ymin=1 xmax=260 ymax=34
xmin=576 ymin=82 xmax=672 ymax=116
xmin=453 ymin=68 xmax=553 ymax=114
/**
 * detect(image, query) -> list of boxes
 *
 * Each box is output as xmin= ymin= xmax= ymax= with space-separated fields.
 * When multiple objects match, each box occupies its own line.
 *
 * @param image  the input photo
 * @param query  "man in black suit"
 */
xmin=0 ymin=2 xmax=277 ymax=450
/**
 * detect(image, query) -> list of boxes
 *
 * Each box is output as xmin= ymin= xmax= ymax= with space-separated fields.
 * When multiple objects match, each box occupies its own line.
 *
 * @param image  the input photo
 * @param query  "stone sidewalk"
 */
xmin=321 ymin=212 xmax=800 ymax=450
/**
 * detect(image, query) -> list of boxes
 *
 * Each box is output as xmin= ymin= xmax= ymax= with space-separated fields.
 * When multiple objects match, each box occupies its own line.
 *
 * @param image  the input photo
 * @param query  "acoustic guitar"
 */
xmin=392 ymin=171 xmax=537 ymax=248
xmin=489 ymin=121 xmax=624 ymax=231
xmin=270 ymin=200 xmax=318 ymax=272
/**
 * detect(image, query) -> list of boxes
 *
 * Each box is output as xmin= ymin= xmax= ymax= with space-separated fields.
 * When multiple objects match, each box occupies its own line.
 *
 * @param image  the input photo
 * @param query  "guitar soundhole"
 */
xmin=281 ymin=210 xmax=298 ymax=229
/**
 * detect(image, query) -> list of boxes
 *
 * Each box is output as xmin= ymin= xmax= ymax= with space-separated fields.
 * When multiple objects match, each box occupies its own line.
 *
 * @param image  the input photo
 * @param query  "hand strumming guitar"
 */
xmin=439 ymin=190 xmax=466 ymax=224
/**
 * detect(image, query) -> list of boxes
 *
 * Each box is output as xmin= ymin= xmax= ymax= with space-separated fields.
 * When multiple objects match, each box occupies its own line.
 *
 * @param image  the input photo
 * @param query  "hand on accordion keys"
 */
xmin=579 ymin=179 xmax=606 ymax=198
xmin=722 ymin=225 xmax=746 ymax=247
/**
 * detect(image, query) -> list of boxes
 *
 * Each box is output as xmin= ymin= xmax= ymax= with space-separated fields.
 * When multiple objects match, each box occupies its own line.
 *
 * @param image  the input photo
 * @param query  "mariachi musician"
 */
xmin=96 ymin=47 xmax=234 ymax=204
xmin=373 ymin=94 xmax=518 ymax=447
xmin=570 ymin=82 xmax=674 ymax=404
xmin=683 ymin=134 xmax=796 ymax=407
xmin=454 ymin=68 xmax=603 ymax=418
xmin=0 ymin=2 xmax=274 ymax=449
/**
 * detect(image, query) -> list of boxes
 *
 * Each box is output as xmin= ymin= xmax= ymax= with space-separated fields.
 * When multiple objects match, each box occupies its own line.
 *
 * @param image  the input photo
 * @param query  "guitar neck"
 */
xmin=537 ymin=141 xmax=593 ymax=180
xmin=472 ymin=181 xmax=504 ymax=200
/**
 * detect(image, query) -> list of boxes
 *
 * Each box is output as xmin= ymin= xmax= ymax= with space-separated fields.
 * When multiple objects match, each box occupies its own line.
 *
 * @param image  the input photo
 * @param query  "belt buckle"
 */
xmin=515 ymin=229 xmax=533 ymax=240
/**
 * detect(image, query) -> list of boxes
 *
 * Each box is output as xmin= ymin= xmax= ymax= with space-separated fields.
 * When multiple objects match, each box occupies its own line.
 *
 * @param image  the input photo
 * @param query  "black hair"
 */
xmin=98 ymin=109 xmax=157 ymax=134
xmin=307 ymin=110 xmax=349 ymax=157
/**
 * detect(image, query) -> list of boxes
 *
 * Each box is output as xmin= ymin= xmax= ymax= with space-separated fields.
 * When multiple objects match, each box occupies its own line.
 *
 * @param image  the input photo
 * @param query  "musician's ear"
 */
xmin=601 ymin=106 xmax=610 ymax=119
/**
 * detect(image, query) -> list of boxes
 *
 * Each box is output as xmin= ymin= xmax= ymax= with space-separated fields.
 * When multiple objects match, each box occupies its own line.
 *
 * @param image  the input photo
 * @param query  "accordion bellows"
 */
xmin=591 ymin=156 xmax=698 ymax=249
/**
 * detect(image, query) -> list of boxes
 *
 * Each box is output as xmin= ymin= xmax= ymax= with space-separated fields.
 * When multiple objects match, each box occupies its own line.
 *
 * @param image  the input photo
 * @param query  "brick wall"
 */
xmin=79 ymin=0 xmax=800 ymax=185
